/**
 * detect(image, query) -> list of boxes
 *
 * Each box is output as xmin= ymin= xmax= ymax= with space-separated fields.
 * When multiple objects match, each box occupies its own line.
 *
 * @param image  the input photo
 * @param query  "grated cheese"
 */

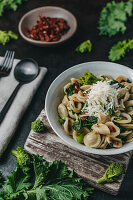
xmin=81 ymin=81 xmax=123 ymax=118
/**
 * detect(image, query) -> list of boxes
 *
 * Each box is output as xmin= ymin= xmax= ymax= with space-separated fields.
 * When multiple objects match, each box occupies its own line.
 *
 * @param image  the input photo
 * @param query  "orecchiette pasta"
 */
xmin=58 ymin=72 xmax=133 ymax=149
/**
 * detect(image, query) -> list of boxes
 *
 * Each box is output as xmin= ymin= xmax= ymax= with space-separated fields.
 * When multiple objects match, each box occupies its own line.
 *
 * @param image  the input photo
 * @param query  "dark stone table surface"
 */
xmin=0 ymin=0 xmax=133 ymax=199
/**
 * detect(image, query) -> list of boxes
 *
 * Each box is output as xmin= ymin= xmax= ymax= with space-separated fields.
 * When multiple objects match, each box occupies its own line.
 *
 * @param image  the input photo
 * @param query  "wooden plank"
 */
xmin=24 ymin=109 xmax=133 ymax=196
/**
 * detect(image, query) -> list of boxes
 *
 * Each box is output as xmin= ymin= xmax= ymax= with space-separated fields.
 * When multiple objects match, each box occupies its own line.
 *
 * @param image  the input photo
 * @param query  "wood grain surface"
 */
xmin=24 ymin=109 xmax=133 ymax=196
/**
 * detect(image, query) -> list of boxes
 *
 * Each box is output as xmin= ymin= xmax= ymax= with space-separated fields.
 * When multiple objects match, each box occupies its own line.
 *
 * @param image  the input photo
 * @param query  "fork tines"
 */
xmin=0 ymin=50 xmax=15 ymax=74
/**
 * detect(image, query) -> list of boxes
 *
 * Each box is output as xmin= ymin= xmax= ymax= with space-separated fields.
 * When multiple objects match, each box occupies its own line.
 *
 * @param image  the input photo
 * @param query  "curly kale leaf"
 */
xmin=73 ymin=116 xmax=97 ymax=131
xmin=0 ymin=0 xmax=28 ymax=16
xmin=0 ymin=151 xmax=94 ymax=200
xmin=2 ymin=165 xmax=32 ymax=199
xmin=24 ymin=155 xmax=94 ymax=200
xmin=65 ymin=83 xmax=75 ymax=96
xmin=98 ymin=1 xmax=133 ymax=37
xmin=109 ymin=39 xmax=133 ymax=61
xmin=0 ymin=30 xmax=18 ymax=45
xmin=76 ymin=40 xmax=92 ymax=53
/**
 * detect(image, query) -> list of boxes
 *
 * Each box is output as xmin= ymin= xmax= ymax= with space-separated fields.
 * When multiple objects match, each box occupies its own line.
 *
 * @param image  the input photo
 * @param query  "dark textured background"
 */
xmin=0 ymin=0 xmax=133 ymax=199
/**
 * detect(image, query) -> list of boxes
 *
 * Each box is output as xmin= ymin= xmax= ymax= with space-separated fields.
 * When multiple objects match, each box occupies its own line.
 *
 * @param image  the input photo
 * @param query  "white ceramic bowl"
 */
xmin=45 ymin=61 xmax=133 ymax=155
xmin=19 ymin=6 xmax=77 ymax=46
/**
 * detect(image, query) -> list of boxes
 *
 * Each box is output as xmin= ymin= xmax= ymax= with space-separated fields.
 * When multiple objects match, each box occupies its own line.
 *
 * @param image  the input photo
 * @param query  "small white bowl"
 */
xmin=45 ymin=61 xmax=133 ymax=155
xmin=18 ymin=6 xmax=77 ymax=46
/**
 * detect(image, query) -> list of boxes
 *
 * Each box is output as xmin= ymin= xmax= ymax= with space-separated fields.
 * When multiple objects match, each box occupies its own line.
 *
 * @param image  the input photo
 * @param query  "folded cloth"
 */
xmin=0 ymin=57 xmax=47 ymax=157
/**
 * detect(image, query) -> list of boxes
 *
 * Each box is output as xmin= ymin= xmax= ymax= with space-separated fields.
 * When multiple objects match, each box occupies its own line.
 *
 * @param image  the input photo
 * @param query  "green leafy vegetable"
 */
xmin=76 ymin=132 xmax=85 ymax=143
xmin=0 ymin=0 xmax=28 ymax=16
xmin=107 ymin=107 xmax=115 ymax=115
xmin=0 ymin=30 xmax=18 ymax=45
xmin=110 ymin=80 xmax=125 ymax=88
xmin=0 ymin=148 xmax=94 ymax=200
xmin=0 ymin=171 xmax=4 ymax=187
xmin=65 ymin=83 xmax=75 ymax=96
xmin=73 ymin=116 xmax=97 ymax=131
xmin=114 ymin=116 xmax=123 ymax=121
xmin=12 ymin=146 xmax=31 ymax=174
xmin=98 ymin=0 xmax=133 ymax=37
xmin=59 ymin=118 xmax=65 ymax=125
xmin=31 ymin=120 xmax=45 ymax=133
xmin=78 ymin=71 xmax=99 ymax=85
xmin=73 ymin=119 xmax=82 ymax=131
xmin=82 ymin=116 xmax=97 ymax=127
xmin=76 ymin=40 xmax=92 ymax=53
xmin=2 ymin=165 xmax=32 ymax=199
xmin=96 ymin=162 xmax=124 ymax=184
xmin=109 ymin=39 xmax=133 ymax=61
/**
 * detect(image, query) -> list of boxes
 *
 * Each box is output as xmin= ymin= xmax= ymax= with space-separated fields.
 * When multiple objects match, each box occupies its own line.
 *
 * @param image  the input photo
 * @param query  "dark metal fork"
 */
xmin=0 ymin=50 xmax=15 ymax=77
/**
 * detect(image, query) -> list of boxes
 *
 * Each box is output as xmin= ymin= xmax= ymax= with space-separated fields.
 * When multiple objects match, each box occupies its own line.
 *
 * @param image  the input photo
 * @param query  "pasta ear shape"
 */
xmin=112 ymin=113 xmax=132 ymax=124
xmin=129 ymin=94 xmax=133 ymax=100
xmin=70 ymin=78 xmax=78 ymax=83
xmin=120 ymin=130 xmax=132 ymax=137
xmin=120 ymin=123 xmax=133 ymax=129
xmin=62 ymin=95 xmax=70 ymax=107
xmin=58 ymin=103 xmax=68 ymax=119
xmin=127 ymin=110 xmax=133 ymax=116
xmin=98 ymin=113 xmax=111 ymax=124
xmin=84 ymin=132 xmax=101 ymax=148
xmin=92 ymin=124 xmax=110 ymax=135
xmin=124 ymin=100 xmax=133 ymax=108
xmin=126 ymin=132 xmax=133 ymax=143
xmin=98 ymin=74 xmax=113 ymax=80
xmin=63 ymin=117 xmax=74 ymax=135
xmin=117 ymin=88 xmax=128 ymax=99
xmin=106 ymin=137 xmax=122 ymax=148
xmin=115 ymin=75 xmax=127 ymax=83
xmin=70 ymin=100 xmax=82 ymax=113
xmin=77 ymin=90 xmax=87 ymax=102
xmin=64 ymin=83 xmax=72 ymax=94
xmin=68 ymin=110 xmax=78 ymax=120
xmin=80 ymin=85 xmax=91 ymax=90
xmin=105 ymin=122 xmax=120 ymax=137
xmin=99 ymin=136 xmax=108 ymax=149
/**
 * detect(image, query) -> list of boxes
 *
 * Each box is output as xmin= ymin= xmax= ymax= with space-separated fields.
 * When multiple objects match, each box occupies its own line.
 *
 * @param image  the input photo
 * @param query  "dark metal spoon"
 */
xmin=0 ymin=58 xmax=39 ymax=124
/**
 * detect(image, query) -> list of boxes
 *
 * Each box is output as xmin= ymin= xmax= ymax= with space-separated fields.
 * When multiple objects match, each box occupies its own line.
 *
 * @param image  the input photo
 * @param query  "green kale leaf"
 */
xmin=78 ymin=71 xmax=99 ymax=85
xmin=109 ymin=39 xmax=133 ymax=61
xmin=65 ymin=83 xmax=75 ymax=96
xmin=0 ymin=30 xmax=18 ymax=45
xmin=76 ymin=40 xmax=92 ymax=53
xmin=0 ymin=0 xmax=28 ymax=16
xmin=98 ymin=0 xmax=133 ymax=37
xmin=24 ymin=155 xmax=94 ymax=200
xmin=110 ymin=80 xmax=125 ymax=88
xmin=0 ymin=149 xmax=94 ymax=200
xmin=73 ymin=116 xmax=97 ymax=131
xmin=82 ymin=116 xmax=97 ymax=127
xmin=2 ymin=165 xmax=32 ymax=199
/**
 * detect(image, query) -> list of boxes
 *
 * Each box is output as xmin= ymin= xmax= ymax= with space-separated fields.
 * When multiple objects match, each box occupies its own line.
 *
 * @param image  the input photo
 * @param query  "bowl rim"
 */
xmin=45 ymin=61 xmax=133 ymax=155
xmin=18 ymin=6 xmax=77 ymax=45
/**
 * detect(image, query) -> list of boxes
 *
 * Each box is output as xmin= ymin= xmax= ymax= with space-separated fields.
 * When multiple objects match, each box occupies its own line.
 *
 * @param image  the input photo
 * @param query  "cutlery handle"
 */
xmin=0 ymin=83 xmax=22 ymax=124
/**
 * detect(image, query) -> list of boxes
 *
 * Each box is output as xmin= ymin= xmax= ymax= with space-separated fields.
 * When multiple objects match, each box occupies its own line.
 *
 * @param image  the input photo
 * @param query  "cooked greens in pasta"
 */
xmin=58 ymin=71 xmax=133 ymax=149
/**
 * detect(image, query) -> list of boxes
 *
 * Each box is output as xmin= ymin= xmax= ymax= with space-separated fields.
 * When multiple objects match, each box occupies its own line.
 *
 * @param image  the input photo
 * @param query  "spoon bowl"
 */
xmin=14 ymin=58 xmax=39 ymax=83
xmin=0 ymin=58 xmax=39 ymax=124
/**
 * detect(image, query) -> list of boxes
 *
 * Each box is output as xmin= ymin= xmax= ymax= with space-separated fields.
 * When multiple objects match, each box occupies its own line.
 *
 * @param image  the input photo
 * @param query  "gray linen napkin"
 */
xmin=0 ymin=57 xmax=47 ymax=157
